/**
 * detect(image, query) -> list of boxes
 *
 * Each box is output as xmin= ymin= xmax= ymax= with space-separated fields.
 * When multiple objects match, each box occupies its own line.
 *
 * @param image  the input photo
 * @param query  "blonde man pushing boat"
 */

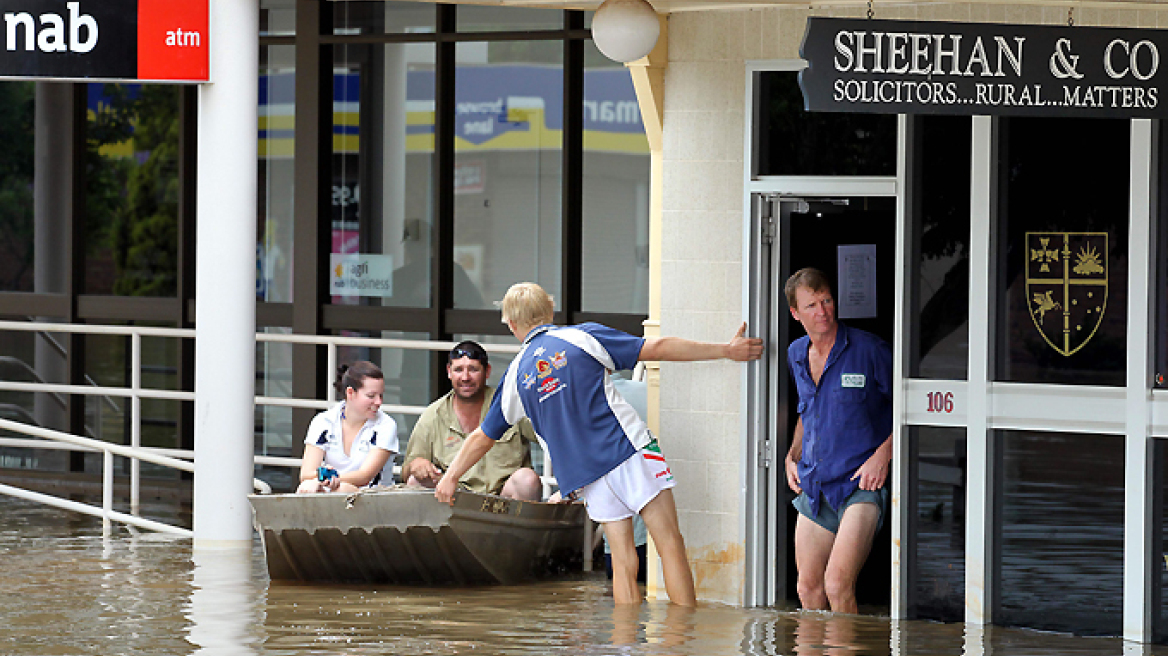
xmin=435 ymin=282 xmax=763 ymax=606
xmin=404 ymin=340 xmax=541 ymax=500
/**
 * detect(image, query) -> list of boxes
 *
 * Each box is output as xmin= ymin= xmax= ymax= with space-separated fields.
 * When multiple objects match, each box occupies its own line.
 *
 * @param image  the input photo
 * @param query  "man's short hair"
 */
xmin=449 ymin=340 xmax=489 ymax=366
xmin=497 ymin=282 xmax=555 ymax=329
xmin=784 ymin=268 xmax=832 ymax=308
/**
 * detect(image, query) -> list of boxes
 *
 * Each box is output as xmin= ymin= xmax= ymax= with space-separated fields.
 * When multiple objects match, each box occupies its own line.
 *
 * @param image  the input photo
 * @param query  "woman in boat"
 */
xmin=296 ymin=361 xmax=399 ymax=494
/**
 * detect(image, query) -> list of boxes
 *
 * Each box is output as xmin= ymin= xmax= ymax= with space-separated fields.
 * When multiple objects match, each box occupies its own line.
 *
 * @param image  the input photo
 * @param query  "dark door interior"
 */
xmin=779 ymin=196 xmax=897 ymax=609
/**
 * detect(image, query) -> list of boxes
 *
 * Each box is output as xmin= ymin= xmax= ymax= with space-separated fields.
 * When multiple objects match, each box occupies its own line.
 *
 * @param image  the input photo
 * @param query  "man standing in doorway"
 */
xmin=784 ymin=267 xmax=892 ymax=614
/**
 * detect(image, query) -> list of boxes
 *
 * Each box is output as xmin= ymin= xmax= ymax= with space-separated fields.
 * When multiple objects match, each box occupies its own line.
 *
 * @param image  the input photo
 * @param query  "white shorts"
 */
xmin=577 ymin=440 xmax=676 ymax=523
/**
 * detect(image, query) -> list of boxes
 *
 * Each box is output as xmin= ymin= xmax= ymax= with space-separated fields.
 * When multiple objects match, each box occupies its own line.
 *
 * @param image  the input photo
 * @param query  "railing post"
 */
xmin=102 ymin=449 xmax=113 ymax=538
xmin=542 ymin=451 xmax=553 ymax=500
xmin=131 ymin=332 xmax=141 ymax=516
xmin=327 ymin=342 xmax=337 ymax=404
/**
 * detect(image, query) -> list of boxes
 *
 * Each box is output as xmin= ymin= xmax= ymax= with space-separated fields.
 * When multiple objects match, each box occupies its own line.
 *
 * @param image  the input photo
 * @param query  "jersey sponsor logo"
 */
xmin=532 ymin=346 xmax=546 ymax=357
xmin=444 ymin=433 xmax=462 ymax=447
xmin=551 ymin=351 xmax=568 ymax=369
xmin=537 ymin=377 xmax=566 ymax=402
xmin=841 ymin=373 xmax=866 ymax=388
xmin=535 ymin=359 xmax=553 ymax=377
xmin=522 ymin=373 xmax=536 ymax=389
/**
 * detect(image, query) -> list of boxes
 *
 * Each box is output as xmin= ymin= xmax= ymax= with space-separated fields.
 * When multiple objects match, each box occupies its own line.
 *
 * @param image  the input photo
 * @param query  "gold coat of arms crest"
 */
xmin=1025 ymin=232 xmax=1108 ymax=356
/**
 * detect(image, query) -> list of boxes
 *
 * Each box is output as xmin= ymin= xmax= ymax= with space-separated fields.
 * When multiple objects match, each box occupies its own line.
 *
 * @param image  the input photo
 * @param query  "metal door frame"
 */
xmin=742 ymin=60 xmax=906 ymax=608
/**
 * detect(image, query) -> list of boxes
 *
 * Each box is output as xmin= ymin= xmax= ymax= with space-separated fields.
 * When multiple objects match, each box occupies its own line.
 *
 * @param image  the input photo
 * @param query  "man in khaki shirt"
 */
xmin=403 ymin=341 xmax=541 ymax=500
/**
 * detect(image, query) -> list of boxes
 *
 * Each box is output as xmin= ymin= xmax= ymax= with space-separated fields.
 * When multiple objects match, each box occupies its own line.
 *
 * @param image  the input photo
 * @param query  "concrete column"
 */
xmin=194 ymin=0 xmax=259 ymax=547
xmin=627 ymin=13 xmax=667 ymax=600
xmin=33 ymin=83 xmax=72 ymax=432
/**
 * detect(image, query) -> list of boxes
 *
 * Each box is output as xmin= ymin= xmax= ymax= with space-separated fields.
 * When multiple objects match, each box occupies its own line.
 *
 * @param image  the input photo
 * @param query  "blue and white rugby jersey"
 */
xmin=480 ymin=323 xmax=650 ymax=495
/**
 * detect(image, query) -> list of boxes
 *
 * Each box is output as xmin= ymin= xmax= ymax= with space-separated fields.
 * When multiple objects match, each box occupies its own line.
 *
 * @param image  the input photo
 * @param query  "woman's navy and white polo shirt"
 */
xmin=480 ymin=323 xmax=649 ymax=496
xmin=303 ymin=403 xmax=400 ymax=487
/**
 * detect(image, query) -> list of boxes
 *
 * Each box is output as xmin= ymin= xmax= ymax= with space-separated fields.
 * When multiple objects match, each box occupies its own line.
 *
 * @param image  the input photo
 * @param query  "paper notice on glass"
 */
xmin=837 ymin=244 xmax=877 ymax=319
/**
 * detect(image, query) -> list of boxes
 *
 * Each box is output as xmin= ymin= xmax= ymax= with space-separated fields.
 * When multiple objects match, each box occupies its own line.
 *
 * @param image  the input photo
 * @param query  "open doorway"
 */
xmin=745 ymin=194 xmax=897 ymax=609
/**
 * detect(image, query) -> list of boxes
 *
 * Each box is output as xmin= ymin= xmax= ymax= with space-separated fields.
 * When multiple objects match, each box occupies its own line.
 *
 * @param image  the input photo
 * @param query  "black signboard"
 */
xmin=800 ymin=17 xmax=1168 ymax=118
xmin=0 ymin=0 xmax=135 ymax=79
xmin=0 ymin=0 xmax=208 ymax=82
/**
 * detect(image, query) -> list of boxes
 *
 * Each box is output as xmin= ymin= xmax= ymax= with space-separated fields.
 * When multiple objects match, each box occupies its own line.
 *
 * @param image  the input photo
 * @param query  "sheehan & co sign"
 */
xmin=799 ymin=17 xmax=1168 ymax=118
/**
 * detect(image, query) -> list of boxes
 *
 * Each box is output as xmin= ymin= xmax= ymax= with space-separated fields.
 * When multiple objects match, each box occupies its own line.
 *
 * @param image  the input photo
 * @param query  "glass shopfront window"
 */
xmin=456 ymin=5 xmax=564 ymax=32
xmin=260 ymin=0 xmax=295 ymax=37
xmin=84 ymin=84 xmax=181 ymax=297
xmin=333 ymin=0 xmax=436 ymax=35
xmin=453 ymin=41 xmax=563 ymax=309
xmin=581 ymin=41 xmax=649 ymax=315
xmin=906 ymin=426 xmax=965 ymax=622
xmin=911 ymin=116 xmax=970 ymax=380
xmin=755 ymin=72 xmax=896 ymax=177
xmin=330 ymin=42 xmax=437 ymax=308
xmin=259 ymin=44 xmax=296 ymax=303
xmin=995 ymin=430 xmax=1123 ymax=636
xmin=996 ymin=117 xmax=1128 ymax=386
xmin=0 ymin=82 xmax=34 ymax=294
xmin=1157 ymin=439 xmax=1168 ymax=643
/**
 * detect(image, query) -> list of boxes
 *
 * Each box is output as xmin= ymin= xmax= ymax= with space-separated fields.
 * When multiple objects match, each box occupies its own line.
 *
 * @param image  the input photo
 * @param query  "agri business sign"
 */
xmin=800 ymin=17 xmax=1168 ymax=117
xmin=0 ymin=0 xmax=207 ymax=82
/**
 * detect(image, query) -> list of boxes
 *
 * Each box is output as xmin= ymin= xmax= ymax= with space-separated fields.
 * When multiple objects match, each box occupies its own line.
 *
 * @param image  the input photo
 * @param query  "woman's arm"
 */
xmin=299 ymin=444 xmax=326 ymax=482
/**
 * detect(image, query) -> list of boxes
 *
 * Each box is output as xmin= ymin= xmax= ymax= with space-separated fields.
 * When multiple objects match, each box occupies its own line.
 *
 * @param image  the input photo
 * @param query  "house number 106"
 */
xmin=926 ymin=391 xmax=954 ymax=414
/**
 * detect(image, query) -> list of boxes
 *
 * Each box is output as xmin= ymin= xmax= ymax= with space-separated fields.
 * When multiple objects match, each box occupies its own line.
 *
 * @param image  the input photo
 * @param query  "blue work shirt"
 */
xmin=481 ymin=323 xmax=650 ymax=495
xmin=788 ymin=322 xmax=892 ymax=518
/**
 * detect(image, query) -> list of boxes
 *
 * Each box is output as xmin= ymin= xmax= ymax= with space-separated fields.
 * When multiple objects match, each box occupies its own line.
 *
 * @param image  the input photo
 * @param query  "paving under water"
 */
xmin=0 ymin=496 xmax=1165 ymax=656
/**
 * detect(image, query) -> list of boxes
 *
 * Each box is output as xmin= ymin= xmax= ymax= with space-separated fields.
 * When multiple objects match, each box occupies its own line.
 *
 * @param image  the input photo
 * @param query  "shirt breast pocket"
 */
xmin=833 ymin=388 xmax=869 ymax=430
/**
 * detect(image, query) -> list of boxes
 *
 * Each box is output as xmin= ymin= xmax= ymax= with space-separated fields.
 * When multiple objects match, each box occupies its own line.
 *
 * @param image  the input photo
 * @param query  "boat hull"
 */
xmin=249 ymin=488 xmax=587 ymax=585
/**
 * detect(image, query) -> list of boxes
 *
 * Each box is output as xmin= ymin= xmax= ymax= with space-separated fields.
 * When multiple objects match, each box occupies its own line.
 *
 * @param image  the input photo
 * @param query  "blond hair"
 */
xmin=497 ymin=282 xmax=555 ymax=330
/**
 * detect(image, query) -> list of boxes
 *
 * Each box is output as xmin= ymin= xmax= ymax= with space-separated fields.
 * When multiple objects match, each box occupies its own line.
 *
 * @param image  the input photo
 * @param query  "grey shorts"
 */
xmin=792 ymin=486 xmax=888 ymax=535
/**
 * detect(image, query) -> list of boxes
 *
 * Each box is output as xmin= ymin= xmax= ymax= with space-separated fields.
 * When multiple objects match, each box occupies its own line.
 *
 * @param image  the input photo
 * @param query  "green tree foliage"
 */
xmin=88 ymin=84 xmax=179 ymax=297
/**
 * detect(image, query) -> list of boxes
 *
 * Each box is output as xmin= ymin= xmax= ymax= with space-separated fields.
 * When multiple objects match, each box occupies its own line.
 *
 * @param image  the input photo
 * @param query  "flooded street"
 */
xmin=0 ymin=496 xmax=1164 ymax=656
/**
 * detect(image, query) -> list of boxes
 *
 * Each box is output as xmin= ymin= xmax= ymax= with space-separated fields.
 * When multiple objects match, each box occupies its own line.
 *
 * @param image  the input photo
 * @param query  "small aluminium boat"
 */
xmin=249 ymin=487 xmax=588 ymax=585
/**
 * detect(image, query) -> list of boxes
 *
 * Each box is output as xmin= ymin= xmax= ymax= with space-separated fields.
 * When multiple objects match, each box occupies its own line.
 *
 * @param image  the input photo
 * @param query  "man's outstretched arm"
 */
xmin=434 ymin=428 xmax=495 ymax=504
xmin=639 ymin=322 xmax=764 ymax=363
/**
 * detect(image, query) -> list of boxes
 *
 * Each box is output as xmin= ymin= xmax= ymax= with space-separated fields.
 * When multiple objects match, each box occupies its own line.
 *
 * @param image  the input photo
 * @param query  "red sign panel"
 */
xmin=137 ymin=0 xmax=209 ymax=82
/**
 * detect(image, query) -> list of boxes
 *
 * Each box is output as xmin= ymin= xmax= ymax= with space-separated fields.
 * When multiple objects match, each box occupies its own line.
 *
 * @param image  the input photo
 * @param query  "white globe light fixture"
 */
xmin=591 ymin=0 xmax=660 ymax=64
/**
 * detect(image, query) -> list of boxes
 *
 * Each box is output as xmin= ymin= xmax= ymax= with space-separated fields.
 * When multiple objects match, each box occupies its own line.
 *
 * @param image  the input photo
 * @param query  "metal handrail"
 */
xmin=0 ymin=319 xmax=558 ymax=531
xmin=0 ymin=417 xmax=194 ymax=537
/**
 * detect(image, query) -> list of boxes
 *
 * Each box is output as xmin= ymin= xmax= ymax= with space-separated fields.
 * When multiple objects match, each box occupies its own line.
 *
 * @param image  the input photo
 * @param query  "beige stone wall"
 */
xmin=657 ymin=1 xmax=1168 ymax=605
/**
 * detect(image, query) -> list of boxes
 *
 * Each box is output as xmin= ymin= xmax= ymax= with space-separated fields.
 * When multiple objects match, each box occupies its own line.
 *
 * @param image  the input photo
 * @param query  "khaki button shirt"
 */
xmin=405 ymin=386 xmax=535 ymax=495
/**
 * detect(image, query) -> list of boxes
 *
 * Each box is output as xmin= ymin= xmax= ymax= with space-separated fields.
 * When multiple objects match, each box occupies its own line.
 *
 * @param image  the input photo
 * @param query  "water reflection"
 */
xmin=0 ymin=496 xmax=1159 ymax=656
xmin=188 ymin=547 xmax=261 ymax=656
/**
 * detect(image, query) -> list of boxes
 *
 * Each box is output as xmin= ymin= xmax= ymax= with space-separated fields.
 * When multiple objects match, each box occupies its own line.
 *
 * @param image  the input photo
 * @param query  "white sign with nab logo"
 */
xmin=330 ymin=253 xmax=393 ymax=297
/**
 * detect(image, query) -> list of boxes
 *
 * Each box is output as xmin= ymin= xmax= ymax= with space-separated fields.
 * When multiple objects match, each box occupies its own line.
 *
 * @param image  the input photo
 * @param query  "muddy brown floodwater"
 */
xmin=0 ymin=496 xmax=1164 ymax=656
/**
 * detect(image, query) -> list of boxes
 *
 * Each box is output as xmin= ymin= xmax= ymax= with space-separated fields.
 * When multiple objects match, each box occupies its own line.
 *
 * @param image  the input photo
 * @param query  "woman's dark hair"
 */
xmin=334 ymin=360 xmax=384 ymax=395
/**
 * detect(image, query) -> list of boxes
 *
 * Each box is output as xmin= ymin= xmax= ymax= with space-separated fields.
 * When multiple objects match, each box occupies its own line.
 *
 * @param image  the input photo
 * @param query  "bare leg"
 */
xmin=639 ymin=489 xmax=696 ymax=607
xmin=794 ymin=513 xmax=835 ymax=610
xmin=500 ymin=467 xmax=542 ymax=500
xmin=605 ymin=517 xmax=641 ymax=604
xmin=823 ymin=502 xmax=880 ymax=614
